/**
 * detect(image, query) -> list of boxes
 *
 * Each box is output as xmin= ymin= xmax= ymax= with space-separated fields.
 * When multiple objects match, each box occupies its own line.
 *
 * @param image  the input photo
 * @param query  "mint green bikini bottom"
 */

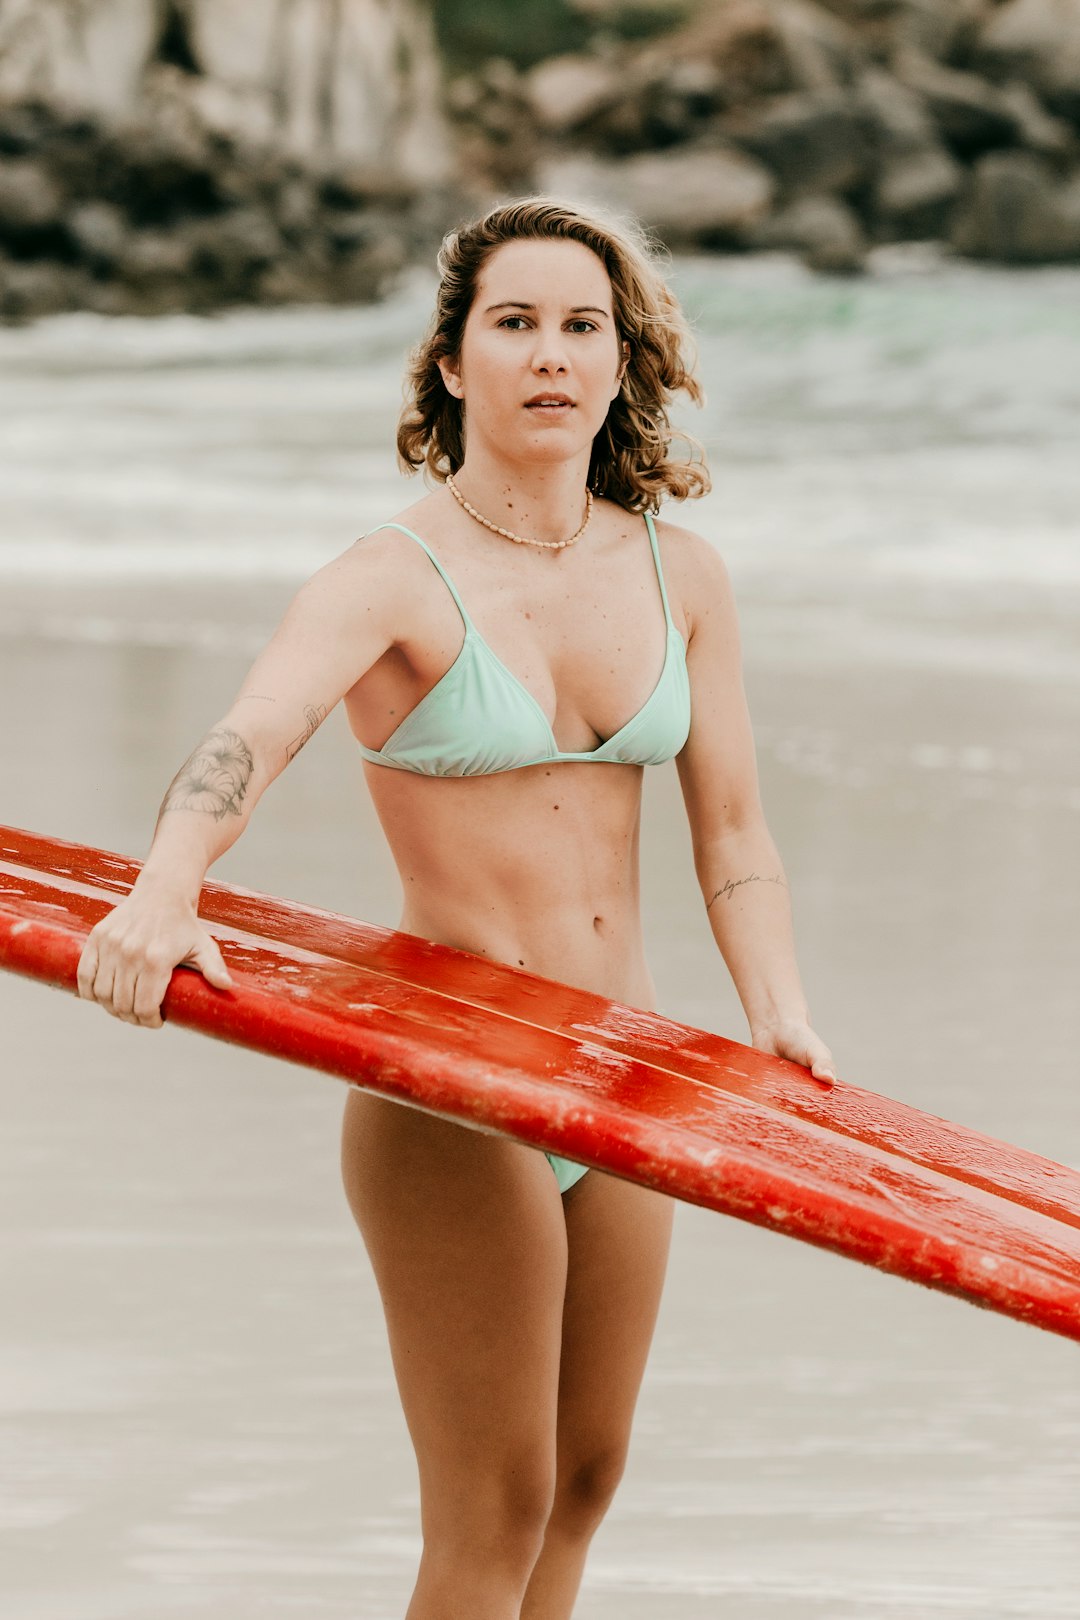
xmin=545 ymin=1152 xmax=590 ymax=1195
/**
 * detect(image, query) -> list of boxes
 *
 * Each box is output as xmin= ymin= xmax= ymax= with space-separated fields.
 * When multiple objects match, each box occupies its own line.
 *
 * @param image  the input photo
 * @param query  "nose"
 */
xmin=530 ymin=324 xmax=570 ymax=376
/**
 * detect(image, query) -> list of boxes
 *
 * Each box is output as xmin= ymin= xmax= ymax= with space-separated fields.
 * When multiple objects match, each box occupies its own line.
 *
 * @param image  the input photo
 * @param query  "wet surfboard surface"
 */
xmin=2 ymin=823 xmax=1079 ymax=1342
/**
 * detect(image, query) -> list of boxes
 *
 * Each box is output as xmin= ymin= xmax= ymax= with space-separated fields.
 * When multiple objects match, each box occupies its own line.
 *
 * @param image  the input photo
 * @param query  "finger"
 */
xmin=111 ymin=959 xmax=141 ymax=1024
xmin=76 ymin=938 xmax=100 ymax=1000
xmin=132 ymin=965 xmax=166 ymax=1029
xmin=91 ymin=953 xmax=118 ymax=1012
xmin=190 ymin=939 xmax=233 ymax=990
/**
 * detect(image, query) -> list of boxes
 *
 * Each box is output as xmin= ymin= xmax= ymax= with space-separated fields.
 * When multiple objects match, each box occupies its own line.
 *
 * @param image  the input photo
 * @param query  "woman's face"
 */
xmin=438 ymin=237 xmax=626 ymax=469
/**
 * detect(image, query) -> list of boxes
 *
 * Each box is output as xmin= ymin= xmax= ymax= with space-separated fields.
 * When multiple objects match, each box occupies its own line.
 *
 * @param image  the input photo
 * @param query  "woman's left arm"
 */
xmin=668 ymin=525 xmax=836 ymax=1087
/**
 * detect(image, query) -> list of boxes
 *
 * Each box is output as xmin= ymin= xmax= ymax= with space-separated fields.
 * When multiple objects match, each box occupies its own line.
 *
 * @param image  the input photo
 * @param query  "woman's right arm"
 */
xmin=77 ymin=536 xmax=405 ymax=1029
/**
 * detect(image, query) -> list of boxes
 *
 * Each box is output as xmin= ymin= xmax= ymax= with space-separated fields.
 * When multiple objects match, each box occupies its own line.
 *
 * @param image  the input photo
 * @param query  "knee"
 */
xmin=498 ymin=1463 xmax=558 ymax=1551
xmin=549 ymin=1445 xmax=628 ymax=1537
xmin=424 ymin=1459 xmax=555 ymax=1567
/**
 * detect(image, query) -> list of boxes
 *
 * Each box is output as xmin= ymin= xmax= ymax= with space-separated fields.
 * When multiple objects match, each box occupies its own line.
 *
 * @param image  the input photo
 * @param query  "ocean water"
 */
xmin=2 ymin=247 xmax=1079 ymax=592
xmin=2 ymin=250 xmax=1079 ymax=1618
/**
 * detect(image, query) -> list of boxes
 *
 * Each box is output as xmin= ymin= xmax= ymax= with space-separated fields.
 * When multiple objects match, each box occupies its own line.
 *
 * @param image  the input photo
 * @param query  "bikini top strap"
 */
xmin=364 ymin=522 xmax=472 ymax=629
xmin=643 ymin=512 xmax=675 ymax=630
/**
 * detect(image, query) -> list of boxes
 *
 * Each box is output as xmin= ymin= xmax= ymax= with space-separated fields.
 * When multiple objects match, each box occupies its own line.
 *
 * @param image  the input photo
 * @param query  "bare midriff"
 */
xmin=363 ymin=755 xmax=657 ymax=1009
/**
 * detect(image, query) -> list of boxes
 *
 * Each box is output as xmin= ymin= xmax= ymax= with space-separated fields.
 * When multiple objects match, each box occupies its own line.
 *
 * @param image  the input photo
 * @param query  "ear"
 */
xmin=611 ymin=341 xmax=630 ymax=401
xmin=438 ymin=354 xmax=464 ymax=401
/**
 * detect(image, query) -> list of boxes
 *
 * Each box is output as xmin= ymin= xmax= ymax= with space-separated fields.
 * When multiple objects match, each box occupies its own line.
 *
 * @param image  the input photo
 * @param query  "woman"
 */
xmin=77 ymin=197 xmax=835 ymax=1619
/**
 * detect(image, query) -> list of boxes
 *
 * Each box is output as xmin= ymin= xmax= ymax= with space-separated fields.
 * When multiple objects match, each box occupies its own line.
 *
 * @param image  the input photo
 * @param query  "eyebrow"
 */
xmin=484 ymin=301 xmax=611 ymax=319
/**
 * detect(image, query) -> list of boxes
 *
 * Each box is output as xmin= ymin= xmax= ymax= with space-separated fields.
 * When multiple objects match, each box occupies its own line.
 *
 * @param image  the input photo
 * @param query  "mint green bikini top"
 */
xmin=357 ymin=512 xmax=691 ymax=777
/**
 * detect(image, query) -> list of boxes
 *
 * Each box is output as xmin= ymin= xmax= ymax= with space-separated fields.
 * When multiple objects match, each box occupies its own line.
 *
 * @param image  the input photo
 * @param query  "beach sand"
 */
xmin=3 ymin=573 xmax=1079 ymax=1618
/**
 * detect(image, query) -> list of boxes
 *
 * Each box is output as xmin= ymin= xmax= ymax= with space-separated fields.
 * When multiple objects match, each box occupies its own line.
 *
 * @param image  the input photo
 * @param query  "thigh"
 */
xmin=340 ymin=1086 xmax=569 ymax=1529
xmin=555 ymin=1170 xmax=675 ymax=1479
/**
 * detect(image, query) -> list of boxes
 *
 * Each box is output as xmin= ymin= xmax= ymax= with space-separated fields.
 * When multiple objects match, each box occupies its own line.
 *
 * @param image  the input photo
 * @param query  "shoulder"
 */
xmin=350 ymin=493 xmax=445 ymax=576
xmin=301 ymin=494 xmax=446 ymax=614
xmin=651 ymin=516 xmax=736 ymax=640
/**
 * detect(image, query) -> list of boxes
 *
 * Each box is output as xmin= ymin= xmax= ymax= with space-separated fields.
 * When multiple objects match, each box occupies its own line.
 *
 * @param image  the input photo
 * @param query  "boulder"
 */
xmin=119 ymin=226 xmax=197 ymax=286
xmin=659 ymin=57 xmax=727 ymax=115
xmin=719 ymin=88 xmax=874 ymax=197
xmin=256 ymin=259 xmax=326 ymax=306
xmin=810 ymin=0 xmax=989 ymax=60
xmin=443 ymin=61 xmax=540 ymax=184
xmin=0 ymin=158 xmax=65 ymax=239
xmin=189 ymin=206 xmax=284 ymax=294
xmin=771 ymin=0 xmax=866 ymax=88
xmin=0 ymin=100 xmax=57 ymax=158
xmin=886 ymin=0 xmax=991 ymax=62
xmin=875 ymin=144 xmax=965 ymax=234
xmin=973 ymin=0 xmax=1080 ymax=124
xmin=854 ymin=68 xmax=965 ymax=235
xmin=272 ymin=175 xmax=320 ymax=238
xmin=114 ymin=230 xmax=204 ymax=314
xmin=856 ymin=64 xmax=937 ymax=149
xmin=539 ymin=147 xmax=776 ymax=247
xmin=523 ymin=53 xmax=625 ymax=135
xmin=892 ymin=47 xmax=1020 ymax=156
xmin=996 ymin=80 xmax=1076 ymax=158
xmin=327 ymin=241 xmax=404 ymax=303
xmin=668 ymin=4 xmax=792 ymax=103
xmin=745 ymin=191 xmax=868 ymax=269
xmin=319 ymin=161 xmax=419 ymax=209
xmin=0 ymin=253 xmax=88 ymax=320
xmin=65 ymin=201 xmax=129 ymax=271
xmin=96 ymin=125 xmax=227 ymax=226
xmin=324 ymin=208 xmax=378 ymax=255
xmin=951 ymin=148 xmax=1080 ymax=259
xmin=674 ymin=0 xmax=863 ymax=101
xmin=529 ymin=51 xmax=733 ymax=154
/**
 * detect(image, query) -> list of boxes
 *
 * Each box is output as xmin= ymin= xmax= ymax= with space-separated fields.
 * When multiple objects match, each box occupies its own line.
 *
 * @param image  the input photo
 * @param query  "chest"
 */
xmin=408 ymin=550 xmax=674 ymax=742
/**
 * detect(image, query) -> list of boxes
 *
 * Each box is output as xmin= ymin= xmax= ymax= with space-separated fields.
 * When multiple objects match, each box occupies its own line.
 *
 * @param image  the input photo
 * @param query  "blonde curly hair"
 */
xmin=396 ymin=196 xmax=710 ymax=513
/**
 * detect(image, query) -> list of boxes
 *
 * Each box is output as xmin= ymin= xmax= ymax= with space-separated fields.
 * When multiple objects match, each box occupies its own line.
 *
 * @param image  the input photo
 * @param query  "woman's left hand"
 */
xmin=751 ymin=1019 xmax=836 ymax=1088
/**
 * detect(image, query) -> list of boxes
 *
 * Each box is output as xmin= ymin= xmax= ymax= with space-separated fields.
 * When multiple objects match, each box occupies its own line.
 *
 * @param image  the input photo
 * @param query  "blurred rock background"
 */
xmin=3 ymin=0 xmax=1080 ymax=322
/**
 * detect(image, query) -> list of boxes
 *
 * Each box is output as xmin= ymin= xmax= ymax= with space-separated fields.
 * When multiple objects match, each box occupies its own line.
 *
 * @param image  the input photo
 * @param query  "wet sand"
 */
xmin=3 ymin=574 xmax=1079 ymax=1618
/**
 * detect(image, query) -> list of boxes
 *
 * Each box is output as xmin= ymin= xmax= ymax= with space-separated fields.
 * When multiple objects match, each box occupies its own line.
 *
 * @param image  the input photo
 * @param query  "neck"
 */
xmin=451 ymin=446 xmax=592 ymax=545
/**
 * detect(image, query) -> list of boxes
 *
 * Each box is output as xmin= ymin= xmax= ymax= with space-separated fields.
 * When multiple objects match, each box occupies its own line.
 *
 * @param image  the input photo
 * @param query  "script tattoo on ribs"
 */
xmin=285 ymin=702 xmax=327 ymax=763
xmin=706 ymin=871 xmax=787 ymax=911
xmin=160 ymin=728 xmax=254 ymax=822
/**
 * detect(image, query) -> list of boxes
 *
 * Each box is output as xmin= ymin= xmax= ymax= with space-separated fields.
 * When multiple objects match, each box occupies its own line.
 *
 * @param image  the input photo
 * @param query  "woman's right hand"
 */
xmin=76 ymin=886 xmax=233 ymax=1029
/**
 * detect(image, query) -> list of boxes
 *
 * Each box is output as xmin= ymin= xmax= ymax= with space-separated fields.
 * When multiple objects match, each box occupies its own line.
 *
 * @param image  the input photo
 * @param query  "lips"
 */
xmin=525 ymin=393 xmax=575 ymax=409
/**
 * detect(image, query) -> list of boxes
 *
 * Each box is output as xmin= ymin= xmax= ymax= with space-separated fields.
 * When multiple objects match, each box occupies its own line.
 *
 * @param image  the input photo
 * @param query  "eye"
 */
xmin=567 ymin=319 xmax=598 ymax=334
xmin=497 ymin=315 xmax=530 ymax=330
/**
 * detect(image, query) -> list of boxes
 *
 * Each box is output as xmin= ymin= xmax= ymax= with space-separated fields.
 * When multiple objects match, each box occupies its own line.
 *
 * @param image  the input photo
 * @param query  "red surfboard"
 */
xmin=2 ymin=823 xmax=1079 ymax=1342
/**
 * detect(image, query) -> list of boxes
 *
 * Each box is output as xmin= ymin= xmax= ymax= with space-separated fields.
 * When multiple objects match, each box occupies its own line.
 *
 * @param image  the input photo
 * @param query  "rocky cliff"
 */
xmin=450 ymin=0 xmax=1080 ymax=273
xmin=4 ymin=0 xmax=1080 ymax=323
xmin=0 ymin=0 xmax=450 ymax=320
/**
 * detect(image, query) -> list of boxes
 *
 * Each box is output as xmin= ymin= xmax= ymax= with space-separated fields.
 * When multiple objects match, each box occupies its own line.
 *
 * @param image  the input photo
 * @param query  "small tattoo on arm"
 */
xmin=285 ymin=703 xmax=327 ymax=763
xmin=706 ymin=871 xmax=787 ymax=911
xmin=160 ymin=728 xmax=254 ymax=821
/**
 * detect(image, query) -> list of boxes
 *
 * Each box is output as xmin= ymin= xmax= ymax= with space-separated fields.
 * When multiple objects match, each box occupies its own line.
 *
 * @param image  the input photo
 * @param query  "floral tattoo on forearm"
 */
xmin=160 ymin=728 xmax=254 ymax=821
xmin=706 ymin=872 xmax=787 ymax=911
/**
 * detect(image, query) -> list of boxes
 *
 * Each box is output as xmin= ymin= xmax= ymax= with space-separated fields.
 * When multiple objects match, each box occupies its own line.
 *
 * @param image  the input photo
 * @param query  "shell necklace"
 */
xmin=446 ymin=473 xmax=593 ymax=551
